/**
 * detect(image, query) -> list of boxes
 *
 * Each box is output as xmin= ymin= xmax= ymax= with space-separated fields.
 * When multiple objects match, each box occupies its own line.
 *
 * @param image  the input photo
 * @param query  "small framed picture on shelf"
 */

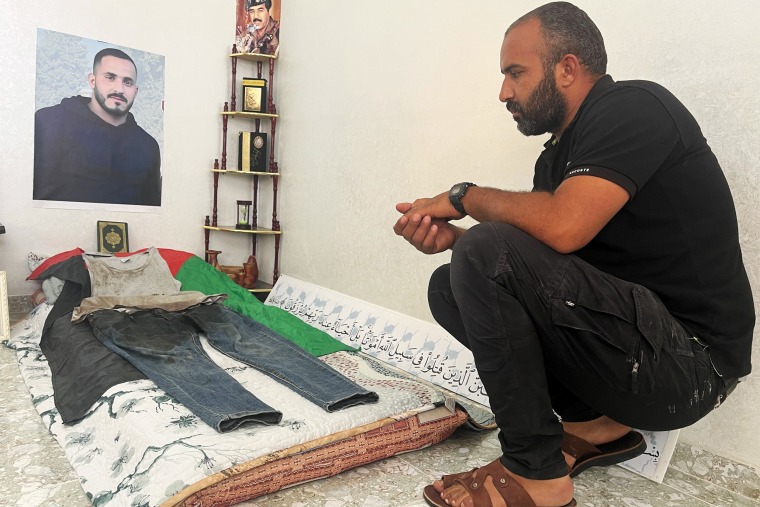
xmin=97 ymin=221 xmax=129 ymax=253
xmin=239 ymin=131 xmax=268 ymax=172
xmin=242 ymin=77 xmax=268 ymax=113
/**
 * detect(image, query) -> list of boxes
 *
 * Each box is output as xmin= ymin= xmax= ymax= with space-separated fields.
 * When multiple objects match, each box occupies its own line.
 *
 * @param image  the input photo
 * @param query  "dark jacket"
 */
xmin=33 ymin=96 xmax=161 ymax=206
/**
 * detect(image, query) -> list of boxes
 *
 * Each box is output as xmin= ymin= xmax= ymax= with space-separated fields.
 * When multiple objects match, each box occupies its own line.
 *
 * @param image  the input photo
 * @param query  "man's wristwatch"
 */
xmin=448 ymin=182 xmax=476 ymax=216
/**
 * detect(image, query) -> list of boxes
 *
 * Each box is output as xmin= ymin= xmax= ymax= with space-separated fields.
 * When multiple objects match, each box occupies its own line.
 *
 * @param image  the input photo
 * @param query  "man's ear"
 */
xmin=87 ymin=73 xmax=96 ymax=90
xmin=556 ymin=54 xmax=581 ymax=88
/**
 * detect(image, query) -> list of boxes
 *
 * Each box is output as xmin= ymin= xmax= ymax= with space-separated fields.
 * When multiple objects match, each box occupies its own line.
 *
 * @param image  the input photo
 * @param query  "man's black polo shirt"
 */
xmin=534 ymin=75 xmax=754 ymax=379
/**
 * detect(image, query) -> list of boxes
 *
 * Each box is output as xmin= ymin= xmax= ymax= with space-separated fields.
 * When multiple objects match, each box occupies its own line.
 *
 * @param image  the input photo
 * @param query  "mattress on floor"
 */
xmin=7 ymin=303 xmax=472 ymax=507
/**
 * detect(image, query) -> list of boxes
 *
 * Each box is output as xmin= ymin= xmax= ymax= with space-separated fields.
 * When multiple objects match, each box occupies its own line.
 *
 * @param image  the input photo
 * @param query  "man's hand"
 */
xmin=393 ymin=199 xmax=463 ymax=254
xmin=401 ymin=192 xmax=464 ymax=221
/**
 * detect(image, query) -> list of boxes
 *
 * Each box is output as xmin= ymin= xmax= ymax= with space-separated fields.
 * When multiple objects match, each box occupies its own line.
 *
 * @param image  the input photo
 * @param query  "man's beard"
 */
xmin=508 ymin=69 xmax=566 ymax=136
xmin=94 ymin=88 xmax=131 ymax=117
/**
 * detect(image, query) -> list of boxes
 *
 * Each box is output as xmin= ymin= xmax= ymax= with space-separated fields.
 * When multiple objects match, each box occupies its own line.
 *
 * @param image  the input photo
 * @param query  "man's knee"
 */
xmin=428 ymin=263 xmax=470 ymax=347
xmin=450 ymin=222 xmax=562 ymax=297
xmin=453 ymin=222 xmax=502 ymax=256
xmin=448 ymin=223 xmax=507 ymax=302
xmin=450 ymin=223 xmax=526 ymax=281
xmin=428 ymin=263 xmax=452 ymax=295
xmin=428 ymin=264 xmax=454 ymax=322
xmin=452 ymin=222 xmax=535 ymax=261
xmin=452 ymin=223 xmax=498 ymax=271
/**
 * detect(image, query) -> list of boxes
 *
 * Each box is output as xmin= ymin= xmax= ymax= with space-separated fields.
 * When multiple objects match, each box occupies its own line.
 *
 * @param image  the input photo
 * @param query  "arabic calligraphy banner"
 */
xmin=265 ymin=275 xmax=490 ymax=406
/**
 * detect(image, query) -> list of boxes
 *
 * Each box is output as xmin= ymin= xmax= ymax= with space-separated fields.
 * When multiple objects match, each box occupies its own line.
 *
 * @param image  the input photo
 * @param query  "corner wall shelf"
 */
xmin=204 ymin=46 xmax=282 ymax=294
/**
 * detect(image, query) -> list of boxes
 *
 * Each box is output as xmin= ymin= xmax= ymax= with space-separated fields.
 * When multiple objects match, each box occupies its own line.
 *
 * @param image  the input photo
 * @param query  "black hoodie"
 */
xmin=33 ymin=96 xmax=161 ymax=206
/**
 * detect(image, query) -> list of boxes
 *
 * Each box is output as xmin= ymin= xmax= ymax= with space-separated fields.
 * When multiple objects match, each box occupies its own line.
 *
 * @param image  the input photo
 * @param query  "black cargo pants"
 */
xmin=428 ymin=223 xmax=733 ymax=480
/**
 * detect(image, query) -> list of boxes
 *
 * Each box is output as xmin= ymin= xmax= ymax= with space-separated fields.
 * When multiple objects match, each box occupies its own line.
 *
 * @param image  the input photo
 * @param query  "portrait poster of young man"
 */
xmin=33 ymin=29 xmax=165 ymax=211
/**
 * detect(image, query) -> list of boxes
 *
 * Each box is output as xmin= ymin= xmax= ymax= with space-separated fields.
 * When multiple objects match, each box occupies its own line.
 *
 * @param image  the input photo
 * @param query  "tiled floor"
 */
xmin=2 ymin=305 xmax=759 ymax=507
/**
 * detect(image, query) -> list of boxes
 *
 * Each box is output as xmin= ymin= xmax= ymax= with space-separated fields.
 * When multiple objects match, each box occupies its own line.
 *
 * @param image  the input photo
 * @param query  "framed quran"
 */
xmin=238 ymin=132 xmax=268 ymax=172
xmin=97 ymin=221 xmax=129 ymax=253
xmin=242 ymin=77 xmax=267 ymax=113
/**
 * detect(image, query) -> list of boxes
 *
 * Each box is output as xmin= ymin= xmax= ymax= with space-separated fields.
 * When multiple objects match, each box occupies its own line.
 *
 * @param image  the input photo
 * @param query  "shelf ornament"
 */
xmin=236 ymin=200 xmax=253 ymax=230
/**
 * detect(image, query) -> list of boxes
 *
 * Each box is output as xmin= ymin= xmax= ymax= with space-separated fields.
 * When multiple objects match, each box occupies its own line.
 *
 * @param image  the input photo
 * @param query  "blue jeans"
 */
xmin=428 ymin=223 xmax=733 ymax=480
xmin=87 ymin=303 xmax=378 ymax=432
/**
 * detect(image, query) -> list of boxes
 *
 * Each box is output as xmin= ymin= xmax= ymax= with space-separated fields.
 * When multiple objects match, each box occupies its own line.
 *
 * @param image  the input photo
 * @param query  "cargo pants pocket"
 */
xmin=549 ymin=285 xmax=667 ymax=395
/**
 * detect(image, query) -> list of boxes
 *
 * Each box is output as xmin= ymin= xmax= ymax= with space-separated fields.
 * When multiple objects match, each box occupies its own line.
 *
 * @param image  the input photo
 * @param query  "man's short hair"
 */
xmin=93 ymin=48 xmax=137 ymax=75
xmin=508 ymin=1 xmax=607 ymax=76
xmin=248 ymin=0 xmax=272 ymax=11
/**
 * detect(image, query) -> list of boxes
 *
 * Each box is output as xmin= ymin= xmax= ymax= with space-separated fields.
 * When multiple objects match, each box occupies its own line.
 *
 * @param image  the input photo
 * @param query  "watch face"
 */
xmin=254 ymin=135 xmax=265 ymax=149
xmin=451 ymin=182 xmax=473 ymax=196
xmin=449 ymin=182 xmax=474 ymax=215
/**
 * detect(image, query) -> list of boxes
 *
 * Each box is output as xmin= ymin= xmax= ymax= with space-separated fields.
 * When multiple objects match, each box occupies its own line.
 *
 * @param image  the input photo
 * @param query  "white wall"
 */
xmin=275 ymin=1 xmax=760 ymax=466
xmin=1 ymin=0 xmax=758 ymax=468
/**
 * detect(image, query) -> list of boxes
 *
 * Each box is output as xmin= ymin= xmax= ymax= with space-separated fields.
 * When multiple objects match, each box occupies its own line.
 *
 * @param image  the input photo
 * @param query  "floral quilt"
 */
xmin=7 ymin=304 xmax=446 ymax=506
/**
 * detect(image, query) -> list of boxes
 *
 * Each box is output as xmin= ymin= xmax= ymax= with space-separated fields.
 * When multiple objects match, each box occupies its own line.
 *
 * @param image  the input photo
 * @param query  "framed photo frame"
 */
xmin=234 ymin=0 xmax=281 ymax=57
xmin=242 ymin=77 xmax=268 ymax=113
xmin=0 ymin=271 xmax=10 ymax=342
xmin=97 ymin=221 xmax=129 ymax=253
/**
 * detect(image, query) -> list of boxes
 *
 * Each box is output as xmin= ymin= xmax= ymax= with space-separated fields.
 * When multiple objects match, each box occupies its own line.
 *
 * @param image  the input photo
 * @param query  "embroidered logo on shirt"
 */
xmin=567 ymin=167 xmax=591 ymax=176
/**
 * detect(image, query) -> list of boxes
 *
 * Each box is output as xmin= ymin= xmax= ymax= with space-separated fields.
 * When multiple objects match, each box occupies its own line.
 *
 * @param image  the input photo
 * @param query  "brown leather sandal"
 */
xmin=563 ymin=430 xmax=647 ymax=477
xmin=438 ymin=468 xmax=476 ymax=489
xmin=423 ymin=458 xmax=577 ymax=507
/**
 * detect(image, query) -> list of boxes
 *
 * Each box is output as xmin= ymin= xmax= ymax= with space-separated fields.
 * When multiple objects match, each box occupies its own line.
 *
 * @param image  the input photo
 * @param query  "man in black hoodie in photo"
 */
xmin=33 ymin=48 xmax=161 ymax=206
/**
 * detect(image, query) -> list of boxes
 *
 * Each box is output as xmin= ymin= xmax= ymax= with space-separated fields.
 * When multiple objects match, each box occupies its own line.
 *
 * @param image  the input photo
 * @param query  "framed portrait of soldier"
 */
xmin=234 ymin=0 xmax=281 ymax=56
